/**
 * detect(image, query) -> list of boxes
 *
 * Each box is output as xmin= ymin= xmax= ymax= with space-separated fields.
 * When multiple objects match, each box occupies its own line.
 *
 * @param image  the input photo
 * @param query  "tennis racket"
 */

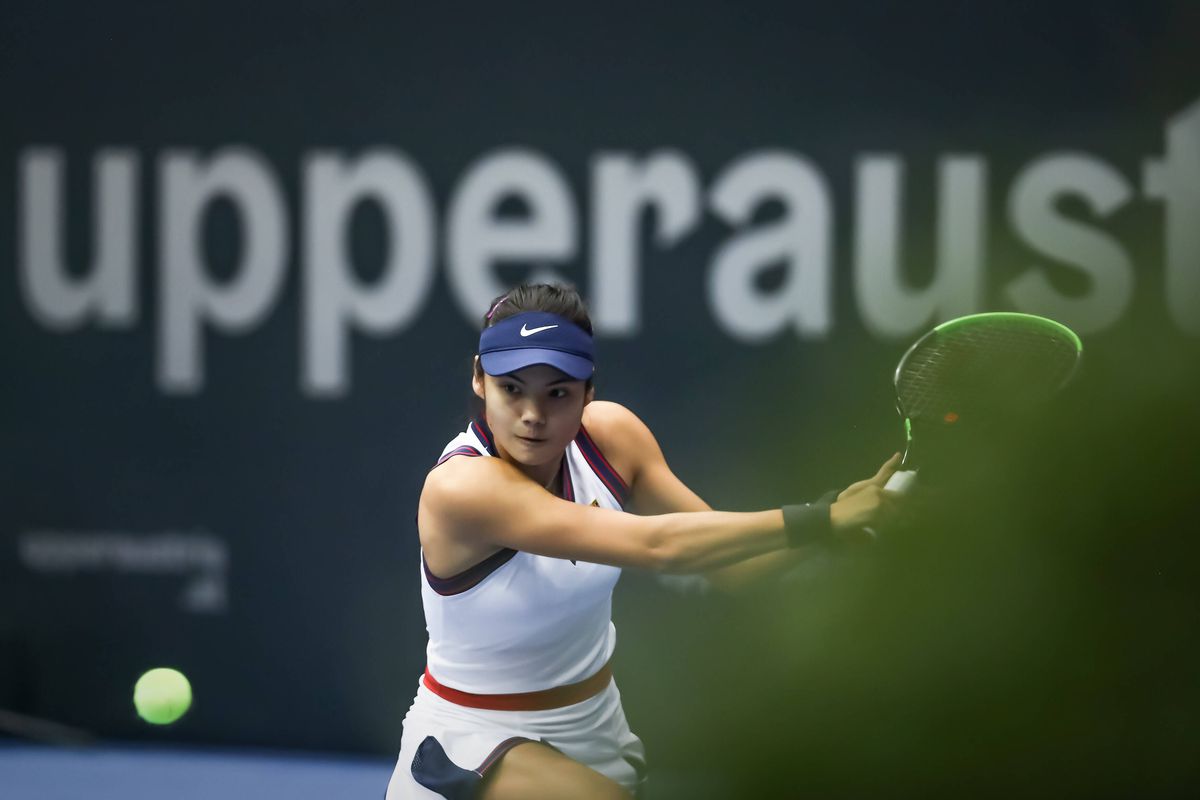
xmin=884 ymin=312 xmax=1083 ymax=493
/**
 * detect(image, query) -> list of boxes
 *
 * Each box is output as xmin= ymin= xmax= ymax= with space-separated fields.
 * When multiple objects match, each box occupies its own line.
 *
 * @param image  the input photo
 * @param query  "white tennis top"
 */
xmin=420 ymin=418 xmax=630 ymax=695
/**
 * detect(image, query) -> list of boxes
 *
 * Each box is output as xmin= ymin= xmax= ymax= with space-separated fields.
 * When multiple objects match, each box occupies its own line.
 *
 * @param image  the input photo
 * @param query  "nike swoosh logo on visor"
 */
xmin=520 ymin=324 xmax=559 ymax=337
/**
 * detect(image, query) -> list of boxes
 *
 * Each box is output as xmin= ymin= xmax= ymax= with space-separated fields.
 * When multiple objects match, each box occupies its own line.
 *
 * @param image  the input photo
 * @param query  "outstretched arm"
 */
xmin=421 ymin=455 xmax=788 ymax=574
xmin=585 ymin=402 xmax=899 ymax=591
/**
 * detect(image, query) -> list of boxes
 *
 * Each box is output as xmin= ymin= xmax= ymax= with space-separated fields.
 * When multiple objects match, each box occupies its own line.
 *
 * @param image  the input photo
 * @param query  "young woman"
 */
xmin=386 ymin=284 xmax=900 ymax=800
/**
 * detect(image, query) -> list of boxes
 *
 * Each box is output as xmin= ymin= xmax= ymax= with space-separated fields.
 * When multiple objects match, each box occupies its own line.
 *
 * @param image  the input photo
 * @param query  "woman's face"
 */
xmin=473 ymin=361 xmax=592 ymax=468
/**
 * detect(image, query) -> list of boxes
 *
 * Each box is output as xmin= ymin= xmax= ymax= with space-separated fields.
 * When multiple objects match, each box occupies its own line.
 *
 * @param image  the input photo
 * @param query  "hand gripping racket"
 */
xmin=884 ymin=312 xmax=1083 ymax=493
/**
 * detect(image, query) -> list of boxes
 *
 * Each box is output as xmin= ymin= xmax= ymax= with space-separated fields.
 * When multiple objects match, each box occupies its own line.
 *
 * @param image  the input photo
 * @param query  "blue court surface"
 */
xmin=1 ymin=742 xmax=733 ymax=798
xmin=0 ymin=742 xmax=396 ymax=799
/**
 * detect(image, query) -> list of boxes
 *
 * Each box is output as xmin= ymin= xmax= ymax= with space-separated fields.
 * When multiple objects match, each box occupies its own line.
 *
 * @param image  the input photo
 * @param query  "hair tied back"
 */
xmin=485 ymin=295 xmax=510 ymax=321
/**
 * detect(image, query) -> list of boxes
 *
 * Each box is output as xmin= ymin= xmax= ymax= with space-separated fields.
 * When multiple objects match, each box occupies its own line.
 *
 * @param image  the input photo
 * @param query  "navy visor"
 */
xmin=479 ymin=312 xmax=594 ymax=380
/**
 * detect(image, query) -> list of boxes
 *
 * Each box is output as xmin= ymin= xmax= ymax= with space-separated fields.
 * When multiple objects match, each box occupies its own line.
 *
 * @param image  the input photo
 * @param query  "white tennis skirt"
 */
xmin=386 ymin=676 xmax=646 ymax=798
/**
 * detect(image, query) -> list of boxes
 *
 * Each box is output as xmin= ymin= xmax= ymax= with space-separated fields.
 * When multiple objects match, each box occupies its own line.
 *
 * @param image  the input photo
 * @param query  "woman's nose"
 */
xmin=520 ymin=399 xmax=546 ymax=425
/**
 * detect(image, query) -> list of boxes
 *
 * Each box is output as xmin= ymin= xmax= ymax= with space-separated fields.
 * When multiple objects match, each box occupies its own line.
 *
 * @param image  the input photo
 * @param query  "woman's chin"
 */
xmin=509 ymin=434 xmax=562 ymax=460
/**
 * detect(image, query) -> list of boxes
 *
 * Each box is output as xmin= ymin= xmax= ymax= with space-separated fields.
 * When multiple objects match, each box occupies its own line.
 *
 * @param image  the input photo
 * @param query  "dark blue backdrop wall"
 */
xmin=2 ymin=0 xmax=1198 ymax=788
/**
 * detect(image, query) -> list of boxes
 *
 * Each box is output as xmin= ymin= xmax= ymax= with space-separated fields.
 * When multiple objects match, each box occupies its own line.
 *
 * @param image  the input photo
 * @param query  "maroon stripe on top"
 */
xmin=576 ymin=445 xmax=619 ymax=500
xmin=434 ymin=445 xmax=482 ymax=467
xmin=560 ymin=456 xmax=574 ymax=502
xmin=576 ymin=425 xmax=629 ymax=490
xmin=423 ymin=548 xmax=517 ymax=596
xmin=574 ymin=425 xmax=629 ymax=507
xmin=471 ymin=418 xmax=498 ymax=456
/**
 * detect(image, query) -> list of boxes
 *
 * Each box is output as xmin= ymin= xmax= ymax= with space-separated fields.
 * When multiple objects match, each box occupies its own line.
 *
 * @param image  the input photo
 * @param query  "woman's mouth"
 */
xmin=516 ymin=435 xmax=546 ymax=445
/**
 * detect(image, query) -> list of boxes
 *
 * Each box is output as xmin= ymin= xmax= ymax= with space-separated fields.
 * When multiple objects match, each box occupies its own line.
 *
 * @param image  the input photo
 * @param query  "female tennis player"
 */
xmin=386 ymin=284 xmax=900 ymax=800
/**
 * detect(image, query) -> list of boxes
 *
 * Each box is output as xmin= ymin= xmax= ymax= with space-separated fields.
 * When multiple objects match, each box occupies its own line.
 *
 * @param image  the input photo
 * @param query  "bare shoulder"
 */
xmin=421 ymin=455 xmax=551 ymax=574
xmin=582 ymin=399 xmax=643 ymax=431
xmin=419 ymin=442 xmax=661 ymax=571
xmin=581 ymin=401 xmax=663 ymax=485
xmin=418 ymin=454 xmax=530 ymax=572
xmin=420 ymin=454 xmax=520 ymax=525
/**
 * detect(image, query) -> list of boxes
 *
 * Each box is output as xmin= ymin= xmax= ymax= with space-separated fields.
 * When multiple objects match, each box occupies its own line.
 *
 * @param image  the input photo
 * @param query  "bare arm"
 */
xmin=589 ymin=402 xmax=900 ymax=592
xmin=420 ymin=455 xmax=787 ymax=574
xmin=594 ymin=404 xmax=819 ymax=591
xmin=637 ymin=447 xmax=821 ymax=591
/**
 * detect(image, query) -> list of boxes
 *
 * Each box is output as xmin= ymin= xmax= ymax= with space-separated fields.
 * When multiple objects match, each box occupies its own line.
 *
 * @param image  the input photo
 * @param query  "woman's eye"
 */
xmin=550 ymin=388 xmax=568 ymax=398
xmin=502 ymin=383 xmax=519 ymax=394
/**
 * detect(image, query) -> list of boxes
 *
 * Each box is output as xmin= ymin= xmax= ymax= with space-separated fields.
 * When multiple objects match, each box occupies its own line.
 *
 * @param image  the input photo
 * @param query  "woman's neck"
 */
xmin=498 ymin=447 xmax=563 ymax=495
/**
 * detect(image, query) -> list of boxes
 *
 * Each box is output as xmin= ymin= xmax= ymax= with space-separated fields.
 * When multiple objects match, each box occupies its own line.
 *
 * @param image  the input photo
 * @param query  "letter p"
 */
xmin=159 ymin=149 xmax=288 ymax=393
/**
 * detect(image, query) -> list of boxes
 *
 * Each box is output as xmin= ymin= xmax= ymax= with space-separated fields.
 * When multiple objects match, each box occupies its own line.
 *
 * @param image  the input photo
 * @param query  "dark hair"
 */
xmin=479 ymin=283 xmax=594 ymax=335
xmin=472 ymin=283 xmax=595 ymax=393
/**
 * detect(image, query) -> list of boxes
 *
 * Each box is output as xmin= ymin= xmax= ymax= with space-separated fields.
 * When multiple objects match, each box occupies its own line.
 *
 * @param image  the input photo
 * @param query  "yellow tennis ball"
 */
xmin=133 ymin=667 xmax=192 ymax=725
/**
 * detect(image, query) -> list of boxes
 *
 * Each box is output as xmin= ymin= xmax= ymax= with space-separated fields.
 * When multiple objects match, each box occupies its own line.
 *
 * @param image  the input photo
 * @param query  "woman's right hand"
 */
xmin=829 ymin=453 xmax=902 ymax=532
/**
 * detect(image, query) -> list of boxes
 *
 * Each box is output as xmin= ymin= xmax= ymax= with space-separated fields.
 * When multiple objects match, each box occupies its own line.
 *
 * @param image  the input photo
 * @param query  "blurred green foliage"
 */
xmin=617 ymin=328 xmax=1200 ymax=798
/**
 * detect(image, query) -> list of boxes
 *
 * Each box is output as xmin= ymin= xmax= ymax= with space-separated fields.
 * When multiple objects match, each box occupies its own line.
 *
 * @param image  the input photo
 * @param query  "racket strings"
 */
xmin=898 ymin=322 xmax=1079 ymax=421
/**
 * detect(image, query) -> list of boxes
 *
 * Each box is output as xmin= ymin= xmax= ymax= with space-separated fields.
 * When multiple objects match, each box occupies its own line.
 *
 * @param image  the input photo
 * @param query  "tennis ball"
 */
xmin=133 ymin=667 xmax=192 ymax=725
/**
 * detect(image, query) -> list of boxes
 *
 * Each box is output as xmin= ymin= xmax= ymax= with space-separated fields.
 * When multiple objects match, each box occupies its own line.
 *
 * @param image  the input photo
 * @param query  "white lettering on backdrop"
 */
xmin=14 ymin=97 xmax=1200 ymax=395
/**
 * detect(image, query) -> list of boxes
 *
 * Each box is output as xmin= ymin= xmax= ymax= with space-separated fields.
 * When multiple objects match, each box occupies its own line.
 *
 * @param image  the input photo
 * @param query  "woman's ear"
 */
xmin=584 ymin=384 xmax=595 ymax=405
xmin=472 ymin=356 xmax=486 ymax=400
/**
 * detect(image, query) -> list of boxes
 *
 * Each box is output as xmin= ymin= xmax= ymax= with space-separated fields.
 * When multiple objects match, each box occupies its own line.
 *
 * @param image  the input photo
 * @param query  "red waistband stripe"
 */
xmin=422 ymin=661 xmax=613 ymax=711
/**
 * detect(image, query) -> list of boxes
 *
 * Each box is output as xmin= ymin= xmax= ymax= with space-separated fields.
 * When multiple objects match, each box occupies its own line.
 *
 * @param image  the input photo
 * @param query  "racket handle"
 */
xmin=884 ymin=469 xmax=918 ymax=494
xmin=863 ymin=469 xmax=918 ymax=539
